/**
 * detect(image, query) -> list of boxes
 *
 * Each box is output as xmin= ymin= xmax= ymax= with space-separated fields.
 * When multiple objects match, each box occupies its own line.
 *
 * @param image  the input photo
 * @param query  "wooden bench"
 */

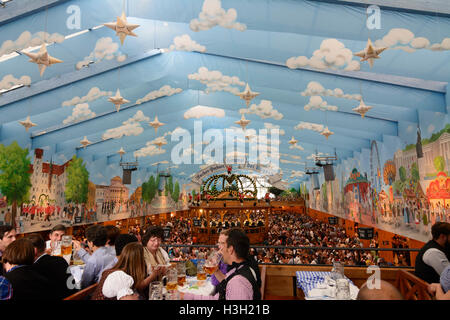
xmin=63 ymin=283 xmax=98 ymax=300
xmin=395 ymin=270 xmax=433 ymax=300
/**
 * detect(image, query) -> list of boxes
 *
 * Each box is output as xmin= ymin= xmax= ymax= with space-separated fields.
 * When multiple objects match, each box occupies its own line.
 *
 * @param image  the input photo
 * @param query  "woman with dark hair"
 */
xmin=92 ymin=242 xmax=147 ymax=300
xmin=3 ymin=238 xmax=52 ymax=300
xmin=141 ymin=226 xmax=170 ymax=281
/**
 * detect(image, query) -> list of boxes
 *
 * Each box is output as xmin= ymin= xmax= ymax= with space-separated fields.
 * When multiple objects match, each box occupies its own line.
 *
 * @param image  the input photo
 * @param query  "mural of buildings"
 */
xmin=28 ymin=148 xmax=71 ymax=208
xmin=394 ymin=132 xmax=450 ymax=176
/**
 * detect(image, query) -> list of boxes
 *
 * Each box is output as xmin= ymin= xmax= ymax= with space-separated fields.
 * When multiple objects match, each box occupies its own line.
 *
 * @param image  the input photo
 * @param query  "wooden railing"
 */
xmin=394 ymin=269 xmax=433 ymax=300
xmin=63 ymin=283 xmax=98 ymax=300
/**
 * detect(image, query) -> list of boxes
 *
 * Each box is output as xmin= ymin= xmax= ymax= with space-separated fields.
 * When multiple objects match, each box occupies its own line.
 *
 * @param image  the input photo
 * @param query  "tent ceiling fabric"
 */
xmin=0 ymin=0 xmax=449 ymax=188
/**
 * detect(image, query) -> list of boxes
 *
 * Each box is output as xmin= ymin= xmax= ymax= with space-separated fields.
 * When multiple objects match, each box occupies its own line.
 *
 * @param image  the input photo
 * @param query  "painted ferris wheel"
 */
xmin=370 ymin=140 xmax=382 ymax=192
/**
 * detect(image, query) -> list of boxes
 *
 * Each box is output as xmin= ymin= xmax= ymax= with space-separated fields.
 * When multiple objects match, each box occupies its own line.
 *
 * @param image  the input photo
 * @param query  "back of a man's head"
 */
xmin=431 ymin=222 xmax=450 ymax=240
xmin=105 ymin=225 xmax=120 ymax=246
xmin=85 ymin=225 xmax=107 ymax=247
xmin=226 ymin=228 xmax=250 ymax=260
xmin=26 ymin=233 xmax=46 ymax=255
xmin=115 ymin=234 xmax=138 ymax=256
xmin=357 ymin=280 xmax=403 ymax=300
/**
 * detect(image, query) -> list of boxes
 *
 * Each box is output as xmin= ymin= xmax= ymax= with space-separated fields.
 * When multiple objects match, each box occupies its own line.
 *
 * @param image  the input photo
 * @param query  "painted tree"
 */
xmin=65 ymin=155 xmax=89 ymax=204
xmin=141 ymin=181 xmax=149 ymax=202
xmin=147 ymin=175 xmax=156 ymax=202
xmin=434 ymin=156 xmax=445 ymax=173
xmin=411 ymin=162 xmax=420 ymax=182
xmin=165 ymin=176 xmax=174 ymax=197
xmin=0 ymin=142 xmax=32 ymax=227
xmin=399 ymin=166 xmax=407 ymax=182
xmin=172 ymin=181 xmax=180 ymax=202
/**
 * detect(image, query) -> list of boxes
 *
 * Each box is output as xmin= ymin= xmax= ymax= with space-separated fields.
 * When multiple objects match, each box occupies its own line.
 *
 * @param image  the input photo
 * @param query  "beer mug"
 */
xmin=331 ymin=261 xmax=344 ymax=280
xmin=166 ymin=268 xmax=178 ymax=291
xmin=149 ymin=281 xmax=163 ymax=300
xmin=51 ymin=240 xmax=62 ymax=257
xmin=176 ymin=262 xmax=186 ymax=287
xmin=336 ymin=278 xmax=350 ymax=300
xmin=196 ymin=259 xmax=207 ymax=285
xmin=61 ymin=236 xmax=73 ymax=264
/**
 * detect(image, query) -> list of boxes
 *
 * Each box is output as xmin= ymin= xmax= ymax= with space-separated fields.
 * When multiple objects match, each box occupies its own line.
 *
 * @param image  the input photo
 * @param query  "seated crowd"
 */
xmin=0 ymin=215 xmax=449 ymax=300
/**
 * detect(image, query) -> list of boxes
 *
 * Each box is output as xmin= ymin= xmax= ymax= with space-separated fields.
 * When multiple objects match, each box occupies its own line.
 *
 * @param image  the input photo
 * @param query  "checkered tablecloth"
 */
xmin=295 ymin=271 xmax=358 ymax=300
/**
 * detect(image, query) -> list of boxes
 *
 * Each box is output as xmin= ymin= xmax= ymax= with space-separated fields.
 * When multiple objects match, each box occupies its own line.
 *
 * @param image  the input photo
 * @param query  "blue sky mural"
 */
xmin=0 ymin=0 xmax=449 ymax=198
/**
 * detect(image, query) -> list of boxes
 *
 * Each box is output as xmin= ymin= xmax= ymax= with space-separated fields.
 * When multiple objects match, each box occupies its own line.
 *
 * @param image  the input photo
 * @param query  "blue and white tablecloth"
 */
xmin=295 ymin=271 xmax=359 ymax=300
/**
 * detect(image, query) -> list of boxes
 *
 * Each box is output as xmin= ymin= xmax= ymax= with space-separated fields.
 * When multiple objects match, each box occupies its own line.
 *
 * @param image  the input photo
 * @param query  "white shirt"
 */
xmin=423 ymin=248 xmax=450 ymax=276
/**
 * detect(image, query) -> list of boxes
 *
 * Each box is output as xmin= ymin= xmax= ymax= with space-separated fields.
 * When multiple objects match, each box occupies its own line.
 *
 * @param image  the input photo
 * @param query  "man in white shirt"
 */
xmin=45 ymin=224 xmax=66 ymax=254
xmin=415 ymin=222 xmax=450 ymax=284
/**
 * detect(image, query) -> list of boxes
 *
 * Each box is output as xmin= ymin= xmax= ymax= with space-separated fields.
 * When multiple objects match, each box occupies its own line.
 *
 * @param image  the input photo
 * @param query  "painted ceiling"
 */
xmin=0 ymin=0 xmax=449 ymax=191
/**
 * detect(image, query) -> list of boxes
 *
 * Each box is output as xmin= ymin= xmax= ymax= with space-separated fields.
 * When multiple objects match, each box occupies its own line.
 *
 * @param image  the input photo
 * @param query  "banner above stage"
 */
xmin=190 ymin=163 xmax=280 ymax=186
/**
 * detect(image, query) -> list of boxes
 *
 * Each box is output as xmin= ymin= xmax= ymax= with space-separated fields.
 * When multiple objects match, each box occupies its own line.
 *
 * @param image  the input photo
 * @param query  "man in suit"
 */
xmin=27 ymin=233 xmax=77 ymax=299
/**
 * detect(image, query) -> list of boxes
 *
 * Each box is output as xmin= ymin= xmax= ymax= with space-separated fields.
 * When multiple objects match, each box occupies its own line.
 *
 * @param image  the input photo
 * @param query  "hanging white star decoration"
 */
xmin=104 ymin=12 xmax=140 ymax=45
xmin=321 ymin=127 xmax=334 ymax=140
xmin=21 ymin=44 xmax=63 ymax=77
xmin=18 ymin=116 xmax=37 ymax=132
xmin=235 ymin=114 xmax=251 ymax=130
xmin=153 ymin=140 xmax=167 ymax=150
xmin=108 ymin=89 xmax=130 ymax=112
xmin=149 ymin=116 xmax=165 ymax=134
xmin=352 ymin=99 xmax=373 ymax=118
xmin=236 ymin=83 xmax=260 ymax=107
xmin=118 ymin=147 xmax=126 ymax=157
xmin=288 ymin=136 xmax=298 ymax=145
xmin=80 ymin=136 xmax=91 ymax=149
xmin=354 ymin=38 xmax=387 ymax=68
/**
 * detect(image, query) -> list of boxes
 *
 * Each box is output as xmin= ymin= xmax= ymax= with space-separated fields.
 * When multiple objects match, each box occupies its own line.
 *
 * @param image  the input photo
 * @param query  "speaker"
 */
xmin=122 ymin=169 xmax=132 ymax=184
xmin=323 ymin=164 xmax=335 ymax=181
xmin=311 ymin=174 xmax=320 ymax=190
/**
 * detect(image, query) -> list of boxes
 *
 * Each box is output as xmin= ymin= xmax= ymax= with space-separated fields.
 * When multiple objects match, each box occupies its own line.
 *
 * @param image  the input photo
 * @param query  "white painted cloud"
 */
xmin=102 ymin=110 xmax=149 ymax=140
xmin=188 ymin=67 xmax=245 ymax=94
xmin=428 ymin=124 xmax=435 ymax=134
xmin=184 ymin=105 xmax=225 ymax=119
xmin=289 ymin=144 xmax=304 ymax=151
xmin=374 ymin=28 xmax=450 ymax=52
xmin=286 ymin=39 xmax=360 ymax=71
xmin=294 ymin=121 xmax=325 ymax=133
xmin=150 ymin=136 xmax=168 ymax=146
xmin=76 ymin=37 xmax=126 ymax=70
xmin=62 ymin=87 xmax=113 ymax=107
xmin=167 ymin=34 xmax=206 ymax=52
xmin=103 ymin=121 xmax=144 ymax=140
xmin=0 ymin=31 xmax=65 ymax=57
xmin=304 ymin=96 xmax=338 ymax=112
xmin=240 ymin=100 xmax=283 ymax=120
xmin=0 ymin=74 xmax=31 ymax=90
xmin=63 ymin=103 xmax=96 ymax=125
xmin=281 ymin=159 xmax=303 ymax=165
xmin=134 ymin=143 xmax=166 ymax=158
xmin=189 ymin=0 xmax=246 ymax=32
xmin=136 ymin=85 xmax=182 ymax=105
xmin=301 ymin=81 xmax=361 ymax=100
xmin=290 ymin=170 xmax=305 ymax=178
xmin=264 ymin=123 xmax=285 ymax=135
